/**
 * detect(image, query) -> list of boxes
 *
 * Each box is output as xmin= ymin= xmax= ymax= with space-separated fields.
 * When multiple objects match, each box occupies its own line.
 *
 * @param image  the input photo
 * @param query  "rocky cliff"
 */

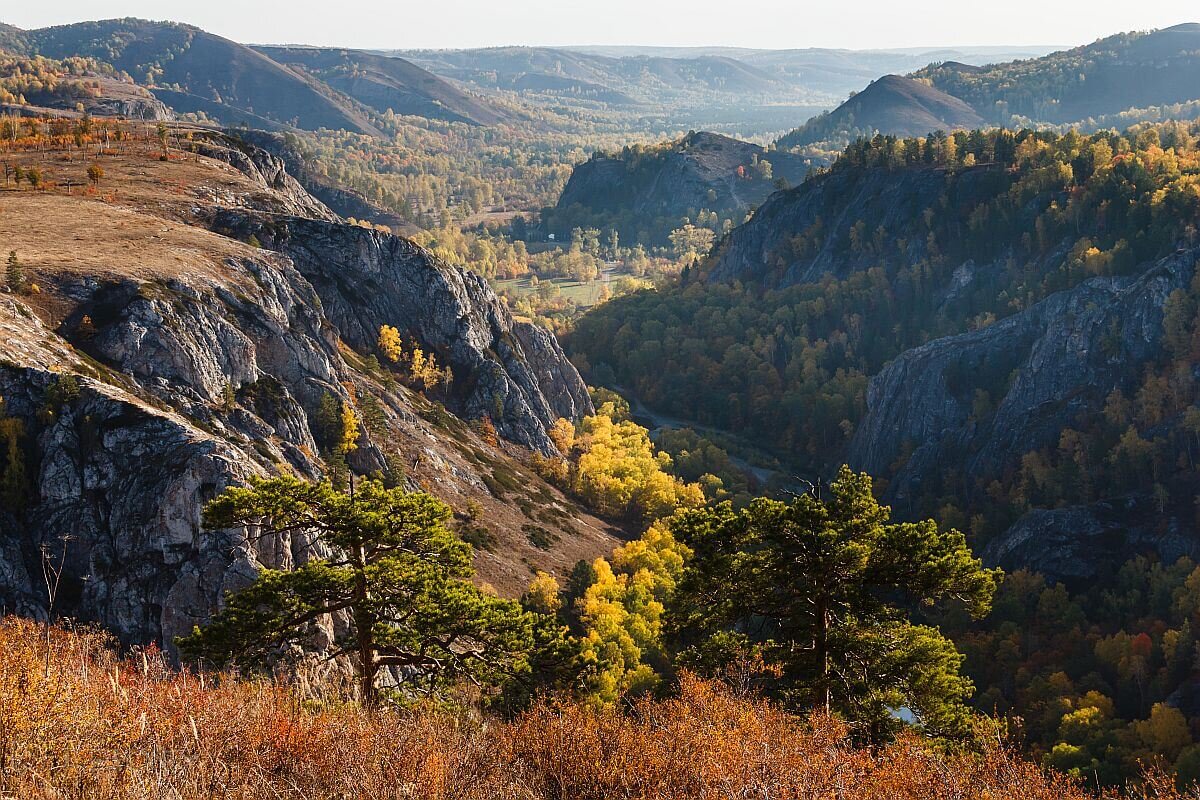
xmin=848 ymin=248 xmax=1200 ymax=579
xmin=0 ymin=126 xmax=610 ymax=652
xmin=207 ymin=210 xmax=593 ymax=452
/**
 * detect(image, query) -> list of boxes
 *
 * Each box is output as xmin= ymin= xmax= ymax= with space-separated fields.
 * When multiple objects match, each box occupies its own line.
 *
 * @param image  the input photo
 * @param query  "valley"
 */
xmin=5 ymin=10 xmax=1200 ymax=796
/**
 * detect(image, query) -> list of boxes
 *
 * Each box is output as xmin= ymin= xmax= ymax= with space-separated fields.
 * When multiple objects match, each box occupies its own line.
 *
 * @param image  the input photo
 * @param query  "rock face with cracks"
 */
xmin=846 ymin=248 xmax=1200 ymax=580
xmin=0 ymin=131 xmax=600 ymax=652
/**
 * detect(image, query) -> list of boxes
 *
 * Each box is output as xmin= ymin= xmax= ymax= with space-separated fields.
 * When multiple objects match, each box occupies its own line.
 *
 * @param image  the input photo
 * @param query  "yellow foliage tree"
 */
xmin=579 ymin=519 xmax=692 ymax=705
xmin=570 ymin=412 xmax=704 ymax=523
xmin=377 ymin=325 xmax=403 ymax=363
xmin=523 ymin=571 xmax=562 ymax=616
xmin=549 ymin=417 xmax=575 ymax=454
xmin=340 ymin=402 xmax=361 ymax=455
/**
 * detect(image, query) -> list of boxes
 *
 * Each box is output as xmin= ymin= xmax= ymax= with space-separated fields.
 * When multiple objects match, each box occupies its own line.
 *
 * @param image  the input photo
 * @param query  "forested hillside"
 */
xmin=566 ymin=121 xmax=1200 ymax=781
xmin=573 ymin=123 xmax=1200 ymax=534
xmin=543 ymin=131 xmax=811 ymax=247
xmin=915 ymin=23 xmax=1200 ymax=127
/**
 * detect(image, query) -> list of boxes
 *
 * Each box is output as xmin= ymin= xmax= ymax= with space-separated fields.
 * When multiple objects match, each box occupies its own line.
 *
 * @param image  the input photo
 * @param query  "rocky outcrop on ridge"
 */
xmin=0 ymin=129 xmax=608 ymax=653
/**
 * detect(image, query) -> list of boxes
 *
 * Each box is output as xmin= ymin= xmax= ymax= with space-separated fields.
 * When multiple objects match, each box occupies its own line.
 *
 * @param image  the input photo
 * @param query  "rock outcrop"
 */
xmin=188 ymin=133 xmax=339 ymax=221
xmin=549 ymin=131 xmax=812 ymax=243
xmin=207 ymin=210 xmax=592 ymax=453
xmin=849 ymin=248 xmax=1197 ymax=500
xmin=982 ymin=496 xmax=1198 ymax=582
xmin=0 ymin=130 xmax=606 ymax=653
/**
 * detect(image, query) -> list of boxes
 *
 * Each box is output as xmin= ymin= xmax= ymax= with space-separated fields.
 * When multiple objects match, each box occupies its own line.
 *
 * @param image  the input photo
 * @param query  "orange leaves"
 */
xmin=0 ymin=616 xmax=1159 ymax=800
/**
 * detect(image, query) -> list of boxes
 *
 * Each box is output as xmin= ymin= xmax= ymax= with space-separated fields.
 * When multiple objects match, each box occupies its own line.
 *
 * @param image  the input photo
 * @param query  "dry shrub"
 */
xmin=0 ymin=617 xmax=1190 ymax=799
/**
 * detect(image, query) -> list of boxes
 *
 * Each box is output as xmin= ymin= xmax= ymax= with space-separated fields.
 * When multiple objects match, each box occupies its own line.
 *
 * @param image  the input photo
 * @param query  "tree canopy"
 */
xmin=177 ymin=476 xmax=542 ymax=705
xmin=668 ymin=466 xmax=1000 ymax=739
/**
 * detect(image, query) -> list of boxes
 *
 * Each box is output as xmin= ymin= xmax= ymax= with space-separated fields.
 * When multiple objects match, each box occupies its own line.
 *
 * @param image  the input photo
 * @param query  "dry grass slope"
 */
xmin=1 ymin=618 xmax=1183 ymax=800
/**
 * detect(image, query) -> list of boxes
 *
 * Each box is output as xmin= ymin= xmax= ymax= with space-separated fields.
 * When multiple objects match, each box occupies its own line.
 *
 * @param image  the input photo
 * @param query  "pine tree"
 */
xmin=668 ymin=466 xmax=1000 ymax=741
xmin=177 ymin=476 xmax=542 ymax=705
xmin=5 ymin=251 xmax=24 ymax=293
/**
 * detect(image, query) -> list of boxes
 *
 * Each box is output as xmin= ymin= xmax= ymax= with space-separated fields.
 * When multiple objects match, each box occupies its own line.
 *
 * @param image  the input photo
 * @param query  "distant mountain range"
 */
xmin=395 ymin=44 xmax=1061 ymax=108
xmin=253 ymin=46 xmax=513 ymax=126
xmin=390 ymin=46 xmax=796 ymax=108
xmin=0 ymin=18 xmax=508 ymax=132
xmin=778 ymin=23 xmax=1200 ymax=152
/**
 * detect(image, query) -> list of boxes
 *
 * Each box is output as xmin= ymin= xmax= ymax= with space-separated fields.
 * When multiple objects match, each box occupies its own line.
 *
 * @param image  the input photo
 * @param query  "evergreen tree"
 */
xmin=178 ymin=476 xmax=540 ymax=705
xmin=5 ymin=251 xmax=23 ymax=293
xmin=668 ymin=466 xmax=999 ymax=740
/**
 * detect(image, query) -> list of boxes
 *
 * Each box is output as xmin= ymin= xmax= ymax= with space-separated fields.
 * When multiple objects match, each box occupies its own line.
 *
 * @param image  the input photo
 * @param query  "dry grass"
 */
xmin=0 ymin=122 xmax=622 ymax=594
xmin=3 ymin=617 xmax=1185 ymax=800
xmin=0 ymin=128 xmax=274 ymax=325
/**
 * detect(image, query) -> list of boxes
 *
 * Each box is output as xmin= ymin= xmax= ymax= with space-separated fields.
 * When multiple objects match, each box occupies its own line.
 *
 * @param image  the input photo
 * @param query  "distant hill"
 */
xmin=394 ymin=47 xmax=794 ymax=108
xmin=0 ymin=23 xmax=29 ymax=53
xmin=544 ymin=131 xmax=813 ymax=246
xmin=400 ymin=44 xmax=1061 ymax=110
xmin=21 ymin=19 xmax=383 ymax=134
xmin=776 ymin=74 xmax=984 ymax=151
xmin=254 ymin=46 xmax=510 ymax=126
xmin=914 ymin=23 xmax=1200 ymax=125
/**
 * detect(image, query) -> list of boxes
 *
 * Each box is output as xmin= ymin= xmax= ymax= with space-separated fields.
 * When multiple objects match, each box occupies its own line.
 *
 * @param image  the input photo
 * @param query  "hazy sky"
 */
xmin=4 ymin=1 xmax=1198 ymax=51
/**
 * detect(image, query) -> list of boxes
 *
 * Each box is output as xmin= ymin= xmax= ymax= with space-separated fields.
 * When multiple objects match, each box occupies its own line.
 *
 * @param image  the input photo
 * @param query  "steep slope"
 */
xmin=704 ymin=160 xmax=1012 ymax=287
xmin=915 ymin=23 xmax=1200 ymax=125
xmin=546 ymin=131 xmax=812 ymax=245
xmin=570 ymin=125 xmax=1200 ymax=583
xmin=25 ymin=19 xmax=383 ymax=134
xmin=0 ymin=122 xmax=611 ymax=651
xmin=254 ymin=46 xmax=510 ymax=126
xmin=848 ymin=247 xmax=1199 ymax=578
xmin=776 ymin=74 xmax=984 ymax=151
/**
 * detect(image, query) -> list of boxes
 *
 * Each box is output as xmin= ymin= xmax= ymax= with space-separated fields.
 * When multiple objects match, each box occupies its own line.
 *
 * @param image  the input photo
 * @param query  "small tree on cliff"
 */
xmin=6 ymin=251 xmax=24 ymax=293
xmin=178 ymin=476 xmax=538 ymax=705
xmin=668 ymin=466 xmax=1000 ymax=741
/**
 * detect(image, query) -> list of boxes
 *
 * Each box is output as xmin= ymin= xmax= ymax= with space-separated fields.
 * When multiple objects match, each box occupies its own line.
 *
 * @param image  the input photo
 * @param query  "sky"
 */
xmin=4 ymin=0 xmax=1198 ymax=51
